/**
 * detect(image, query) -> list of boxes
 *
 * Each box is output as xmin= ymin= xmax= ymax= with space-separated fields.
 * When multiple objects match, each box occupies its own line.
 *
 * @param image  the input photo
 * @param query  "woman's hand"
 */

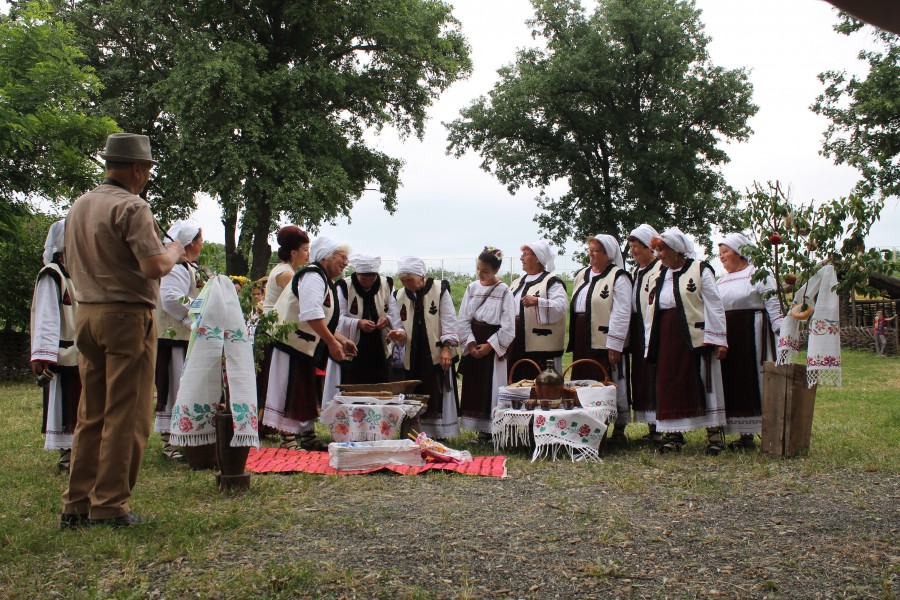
xmin=440 ymin=346 xmax=454 ymax=370
xmin=522 ymin=294 xmax=539 ymax=308
xmin=342 ymin=338 xmax=358 ymax=357
xmin=358 ymin=319 xmax=376 ymax=333
xmin=386 ymin=329 xmax=406 ymax=343
xmin=470 ymin=343 xmax=492 ymax=359
xmin=607 ymin=349 xmax=621 ymax=367
xmin=327 ymin=338 xmax=346 ymax=362
xmin=374 ymin=316 xmax=390 ymax=330
xmin=715 ymin=345 xmax=727 ymax=360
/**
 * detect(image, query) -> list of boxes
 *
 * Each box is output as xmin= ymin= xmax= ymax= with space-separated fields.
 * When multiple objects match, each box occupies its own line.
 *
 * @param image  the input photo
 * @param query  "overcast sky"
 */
xmin=189 ymin=0 xmax=898 ymax=275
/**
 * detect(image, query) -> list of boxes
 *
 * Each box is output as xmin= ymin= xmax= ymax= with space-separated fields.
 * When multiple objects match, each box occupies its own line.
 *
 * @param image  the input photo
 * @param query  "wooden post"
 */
xmin=762 ymin=362 xmax=817 ymax=456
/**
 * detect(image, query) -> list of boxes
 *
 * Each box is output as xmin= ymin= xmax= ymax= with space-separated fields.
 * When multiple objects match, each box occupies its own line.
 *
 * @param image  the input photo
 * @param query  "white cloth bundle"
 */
xmin=169 ymin=275 xmax=259 ymax=448
xmin=776 ymin=264 xmax=841 ymax=388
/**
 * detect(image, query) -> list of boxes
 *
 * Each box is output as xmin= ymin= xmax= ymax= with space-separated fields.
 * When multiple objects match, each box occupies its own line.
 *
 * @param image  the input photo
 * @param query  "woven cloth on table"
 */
xmin=245 ymin=447 xmax=507 ymax=477
xmin=492 ymin=404 xmax=616 ymax=462
xmin=319 ymin=400 xmax=423 ymax=442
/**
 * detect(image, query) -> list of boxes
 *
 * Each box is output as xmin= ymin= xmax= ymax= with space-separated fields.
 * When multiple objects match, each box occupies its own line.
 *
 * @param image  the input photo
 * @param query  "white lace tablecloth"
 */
xmin=320 ymin=397 xmax=424 ymax=442
xmin=491 ymin=403 xmax=617 ymax=462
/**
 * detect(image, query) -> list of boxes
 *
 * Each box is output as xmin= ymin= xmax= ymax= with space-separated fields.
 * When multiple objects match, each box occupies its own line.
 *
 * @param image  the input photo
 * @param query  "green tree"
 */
xmin=0 ymin=210 xmax=54 ymax=331
xmin=65 ymin=0 xmax=471 ymax=278
xmin=446 ymin=0 xmax=756 ymax=251
xmin=812 ymin=15 xmax=900 ymax=202
xmin=0 ymin=1 xmax=117 ymax=231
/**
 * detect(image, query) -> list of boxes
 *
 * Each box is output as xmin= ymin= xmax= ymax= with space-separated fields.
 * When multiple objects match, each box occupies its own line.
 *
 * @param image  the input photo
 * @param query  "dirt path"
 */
xmin=210 ymin=449 xmax=898 ymax=599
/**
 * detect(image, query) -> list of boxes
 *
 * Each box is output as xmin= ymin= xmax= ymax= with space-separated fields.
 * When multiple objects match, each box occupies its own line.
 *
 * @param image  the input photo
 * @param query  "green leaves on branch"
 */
xmin=812 ymin=15 xmax=900 ymax=201
xmin=741 ymin=181 xmax=895 ymax=316
xmin=446 ymin=0 xmax=756 ymax=252
xmin=0 ymin=1 xmax=118 ymax=214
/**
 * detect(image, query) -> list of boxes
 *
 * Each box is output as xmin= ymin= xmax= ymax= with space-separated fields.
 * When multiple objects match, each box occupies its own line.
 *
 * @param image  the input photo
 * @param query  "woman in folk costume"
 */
xmin=335 ymin=254 xmax=405 ymax=385
xmin=30 ymin=220 xmax=81 ymax=472
xmin=263 ymin=226 xmax=310 ymax=313
xmin=716 ymin=233 xmax=783 ymax=450
xmin=393 ymin=256 xmax=461 ymax=439
xmin=263 ymin=237 xmax=357 ymax=450
xmin=506 ymin=241 xmax=568 ymax=382
xmin=627 ymin=224 xmax=663 ymax=442
xmin=258 ymin=226 xmax=309 ymax=429
xmin=457 ymin=247 xmax=516 ymax=441
xmin=154 ymin=221 xmax=204 ymax=461
xmin=646 ymin=227 xmax=728 ymax=455
xmin=568 ymin=234 xmax=633 ymax=444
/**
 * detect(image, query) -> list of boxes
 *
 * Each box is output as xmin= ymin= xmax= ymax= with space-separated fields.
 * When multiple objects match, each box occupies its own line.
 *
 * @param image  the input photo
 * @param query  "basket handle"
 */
xmin=508 ymin=358 xmax=541 ymax=385
xmin=563 ymin=358 xmax=612 ymax=385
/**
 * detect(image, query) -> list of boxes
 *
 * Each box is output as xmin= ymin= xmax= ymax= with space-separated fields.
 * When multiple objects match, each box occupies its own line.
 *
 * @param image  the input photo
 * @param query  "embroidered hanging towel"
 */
xmin=776 ymin=264 xmax=841 ymax=388
xmin=804 ymin=264 xmax=841 ymax=388
xmin=170 ymin=275 xmax=260 ymax=448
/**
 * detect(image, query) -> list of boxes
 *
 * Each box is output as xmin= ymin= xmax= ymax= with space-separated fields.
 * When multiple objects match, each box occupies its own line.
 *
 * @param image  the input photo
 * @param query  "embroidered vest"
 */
xmin=648 ymin=259 xmax=710 ymax=349
xmin=394 ymin=279 xmax=447 ymax=369
xmin=510 ymin=272 xmax=566 ymax=355
xmin=569 ymin=265 xmax=631 ymax=351
xmin=156 ymin=262 xmax=199 ymax=344
xmin=632 ymin=259 xmax=662 ymax=322
xmin=340 ymin=274 xmax=395 ymax=356
xmin=273 ymin=263 xmax=337 ymax=358
xmin=31 ymin=263 xmax=78 ymax=367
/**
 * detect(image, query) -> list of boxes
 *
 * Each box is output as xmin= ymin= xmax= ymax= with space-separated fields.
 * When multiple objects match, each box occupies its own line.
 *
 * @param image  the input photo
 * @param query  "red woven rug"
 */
xmin=246 ymin=447 xmax=507 ymax=477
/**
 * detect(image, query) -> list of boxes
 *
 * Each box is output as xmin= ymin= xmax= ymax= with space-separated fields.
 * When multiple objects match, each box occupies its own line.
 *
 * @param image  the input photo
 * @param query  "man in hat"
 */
xmin=60 ymin=133 xmax=185 ymax=528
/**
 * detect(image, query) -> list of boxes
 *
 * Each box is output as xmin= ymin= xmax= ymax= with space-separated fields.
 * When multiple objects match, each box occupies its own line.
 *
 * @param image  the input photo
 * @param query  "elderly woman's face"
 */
xmin=718 ymin=245 xmax=746 ymax=274
xmin=520 ymin=246 xmax=543 ymax=275
xmin=356 ymin=272 xmax=379 ymax=290
xmin=399 ymin=274 xmax=425 ymax=292
xmin=321 ymin=251 xmax=349 ymax=279
xmin=588 ymin=240 xmax=608 ymax=270
xmin=656 ymin=243 xmax=682 ymax=268
xmin=629 ymin=240 xmax=654 ymax=266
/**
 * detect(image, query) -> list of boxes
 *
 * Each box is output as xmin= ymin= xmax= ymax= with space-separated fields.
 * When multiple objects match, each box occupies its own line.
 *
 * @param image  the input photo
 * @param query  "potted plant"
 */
xmin=741 ymin=181 xmax=893 ymax=455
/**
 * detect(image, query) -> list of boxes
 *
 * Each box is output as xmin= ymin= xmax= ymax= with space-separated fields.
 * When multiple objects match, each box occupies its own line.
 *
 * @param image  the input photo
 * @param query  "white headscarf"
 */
xmin=719 ymin=233 xmax=755 ymax=258
xmin=657 ymin=227 xmax=696 ymax=259
xmin=590 ymin=234 xmax=625 ymax=269
xmin=310 ymin=236 xmax=342 ymax=263
xmin=166 ymin=221 xmax=201 ymax=247
xmin=397 ymin=256 xmax=426 ymax=277
xmin=628 ymin=224 xmax=659 ymax=249
xmin=42 ymin=220 xmax=66 ymax=266
xmin=349 ymin=253 xmax=381 ymax=274
xmin=525 ymin=240 xmax=556 ymax=273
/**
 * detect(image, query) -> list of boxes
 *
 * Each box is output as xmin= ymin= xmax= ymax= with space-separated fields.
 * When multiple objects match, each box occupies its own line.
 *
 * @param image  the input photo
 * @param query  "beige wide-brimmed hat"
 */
xmin=99 ymin=133 xmax=158 ymax=165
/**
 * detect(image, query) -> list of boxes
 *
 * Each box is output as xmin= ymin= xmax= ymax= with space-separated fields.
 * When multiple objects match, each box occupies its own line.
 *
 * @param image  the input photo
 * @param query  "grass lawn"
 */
xmin=0 ymin=349 xmax=896 ymax=598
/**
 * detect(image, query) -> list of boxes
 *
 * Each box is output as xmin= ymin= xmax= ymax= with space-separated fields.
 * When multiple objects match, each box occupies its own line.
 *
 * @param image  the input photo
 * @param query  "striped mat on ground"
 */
xmin=245 ymin=447 xmax=507 ymax=477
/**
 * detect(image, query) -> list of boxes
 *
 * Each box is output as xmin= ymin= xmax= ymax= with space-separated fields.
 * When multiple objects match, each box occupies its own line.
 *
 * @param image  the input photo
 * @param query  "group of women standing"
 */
xmin=30 ymin=218 xmax=785 ymax=468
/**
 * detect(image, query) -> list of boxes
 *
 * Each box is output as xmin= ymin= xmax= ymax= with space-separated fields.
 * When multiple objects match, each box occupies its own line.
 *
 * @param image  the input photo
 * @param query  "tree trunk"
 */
xmin=249 ymin=218 xmax=272 ymax=280
xmin=223 ymin=202 xmax=248 ymax=276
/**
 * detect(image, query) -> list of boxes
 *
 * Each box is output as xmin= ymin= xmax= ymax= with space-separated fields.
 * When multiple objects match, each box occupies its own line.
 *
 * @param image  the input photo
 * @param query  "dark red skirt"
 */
xmin=569 ymin=313 xmax=613 ymax=381
xmin=721 ymin=309 xmax=763 ymax=419
xmin=655 ymin=309 xmax=707 ymax=421
xmin=341 ymin=330 xmax=390 ymax=385
xmin=628 ymin=313 xmax=655 ymax=412
xmin=42 ymin=365 xmax=81 ymax=434
xmin=154 ymin=342 xmax=186 ymax=413
xmin=459 ymin=319 xmax=500 ymax=422
xmin=275 ymin=343 xmax=321 ymax=422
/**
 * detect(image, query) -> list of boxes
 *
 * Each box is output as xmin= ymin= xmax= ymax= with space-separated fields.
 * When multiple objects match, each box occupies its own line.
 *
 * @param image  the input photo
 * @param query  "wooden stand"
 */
xmin=761 ymin=362 xmax=817 ymax=456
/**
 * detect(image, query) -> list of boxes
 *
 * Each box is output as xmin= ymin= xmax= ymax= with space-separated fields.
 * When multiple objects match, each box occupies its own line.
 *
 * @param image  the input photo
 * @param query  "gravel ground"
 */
xmin=208 ymin=444 xmax=899 ymax=599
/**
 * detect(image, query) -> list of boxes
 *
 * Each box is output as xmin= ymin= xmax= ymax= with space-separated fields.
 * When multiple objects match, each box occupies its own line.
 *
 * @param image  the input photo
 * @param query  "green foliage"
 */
xmin=64 ymin=0 xmax=472 ymax=278
xmin=446 ymin=0 xmax=757 ymax=252
xmin=812 ymin=16 xmax=900 ymax=201
xmin=0 ymin=1 xmax=118 ymax=219
xmin=0 ymin=210 xmax=54 ymax=331
xmin=197 ymin=241 xmax=226 ymax=277
xmin=741 ymin=181 xmax=895 ymax=315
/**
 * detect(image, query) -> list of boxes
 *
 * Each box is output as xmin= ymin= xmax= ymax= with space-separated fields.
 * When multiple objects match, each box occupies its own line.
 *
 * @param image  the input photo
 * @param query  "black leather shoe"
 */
xmin=60 ymin=513 xmax=88 ymax=530
xmin=89 ymin=511 xmax=148 ymax=527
